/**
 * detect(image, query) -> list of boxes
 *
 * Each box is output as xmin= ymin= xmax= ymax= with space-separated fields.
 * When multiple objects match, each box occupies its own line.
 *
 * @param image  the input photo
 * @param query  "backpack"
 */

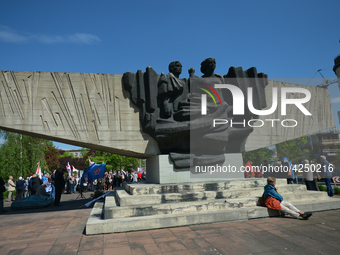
xmin=259 ymin=194 xmax=266 ymax=206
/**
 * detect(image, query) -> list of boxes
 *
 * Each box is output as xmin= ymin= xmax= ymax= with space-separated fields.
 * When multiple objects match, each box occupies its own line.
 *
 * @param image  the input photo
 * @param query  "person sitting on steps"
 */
xmin=263 ymin=177 xmax=312 ymax=220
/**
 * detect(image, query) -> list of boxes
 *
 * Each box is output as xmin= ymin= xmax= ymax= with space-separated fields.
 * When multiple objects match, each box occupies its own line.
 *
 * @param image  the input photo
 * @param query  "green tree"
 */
xmin=82 ymin=149 xmax=143 ymax=172
xmin=243 ymin=147 xmax=273 ymax=166
xmin=45 ymin=144 xmax=60 ymax=170
xmin=276 ymin=136 xmax=309 ymax=163
xmin=59 ymin=150 xmax=76 ymax=159
xmin=0 ymin=130 xmax=51 ymax=180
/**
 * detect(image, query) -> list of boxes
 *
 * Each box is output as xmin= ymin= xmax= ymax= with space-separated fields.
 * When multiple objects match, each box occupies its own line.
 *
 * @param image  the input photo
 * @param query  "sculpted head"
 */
xmin=168 ymin=61 xmax=182 ymax=78
xmin=200 ymin=57 xmax=216 ymax=75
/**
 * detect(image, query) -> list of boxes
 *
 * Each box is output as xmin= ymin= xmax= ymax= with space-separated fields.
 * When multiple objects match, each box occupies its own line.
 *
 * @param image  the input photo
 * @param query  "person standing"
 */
xmin=133 ymin=172 xmax=138 ymax=183
xmin=15 ymin=177 xmax=25 ymax=200
xmin=41 ymin=173 xmax=48 ymax=184
xmin=66 ymin=175 xmax=72 ymax=194
xmin=320 ymin=155 xmax=333 ymax=197
xmin=31 ymin=174 xmax=43 ymax=195
xmin=54 ymin=167 xmax=65 ymax=206
xmin=303 ymin=159 xmax=315 ymax=190
xmin=310 ymin=160 xmax=320 ymax=191
xmin=51 ymin=169 xmax=56 ymax=185
xmin=73 ymin=174 xmax=78 ymax=193
xmin=7 ymin=176 xmax=16 ymax=202
xmin=0 ymin=176 xmax=6 ymax=213
xmin=28 ymin=173 xmax=33 ymax=196
xmin=24 ymin=177 xmax=29 ymax=198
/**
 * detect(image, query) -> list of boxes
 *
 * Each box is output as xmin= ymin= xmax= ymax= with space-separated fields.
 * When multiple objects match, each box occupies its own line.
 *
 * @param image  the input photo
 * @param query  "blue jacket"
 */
xmin=42 ymin=176 xmax=48 ymax=184
xmin=15 ymin=180 xmax=26 ymax=190
xmin=263 ymin=184 xmax=283 ymax=201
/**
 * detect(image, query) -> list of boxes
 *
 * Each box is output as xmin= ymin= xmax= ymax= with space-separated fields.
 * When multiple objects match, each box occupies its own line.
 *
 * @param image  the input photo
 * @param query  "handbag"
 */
xmin=259 ymin=194 xmax=265 ymax=206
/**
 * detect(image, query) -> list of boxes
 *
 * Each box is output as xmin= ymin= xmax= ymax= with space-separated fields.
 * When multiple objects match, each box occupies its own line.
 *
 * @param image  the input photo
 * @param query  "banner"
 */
xmin=80 ymin=163 xmax=106 ymax=186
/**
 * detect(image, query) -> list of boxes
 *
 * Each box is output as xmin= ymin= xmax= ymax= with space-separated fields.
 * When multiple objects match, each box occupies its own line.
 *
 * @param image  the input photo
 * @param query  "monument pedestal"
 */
xmin=85 ymin=178 xmax=340 ymax=235
xmin=146 ymin=153 xmax=244 ymax=184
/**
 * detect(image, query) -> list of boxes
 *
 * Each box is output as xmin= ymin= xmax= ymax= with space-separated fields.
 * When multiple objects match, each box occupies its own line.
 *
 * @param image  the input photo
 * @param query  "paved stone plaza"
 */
xmin=1 ymin=192 xmax=340 ymax=255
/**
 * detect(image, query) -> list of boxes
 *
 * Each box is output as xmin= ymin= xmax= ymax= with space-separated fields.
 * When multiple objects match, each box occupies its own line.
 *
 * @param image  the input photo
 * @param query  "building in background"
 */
xmin=304 ymin=128 xmax=340 ymax=164
xmin=68 ymin=150 xmax=82 ymax=158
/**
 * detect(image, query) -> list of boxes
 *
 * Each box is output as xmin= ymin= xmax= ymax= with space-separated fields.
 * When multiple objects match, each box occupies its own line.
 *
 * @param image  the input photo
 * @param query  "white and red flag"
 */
xmin=72 ymin=165 xmax=79 ymax=173
xmin=89 ymin=158 xmax=95 ymax=166
xmin=35 ymin=162 xmax=42 ymax=178
xmin=66 ymin=162 xmax=71 ymax=176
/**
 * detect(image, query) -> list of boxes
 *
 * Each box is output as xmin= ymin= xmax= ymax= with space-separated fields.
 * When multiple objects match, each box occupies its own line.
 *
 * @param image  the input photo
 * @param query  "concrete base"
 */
xmin=85 ymin=179 xmax=340 ymax=235
xmin=85 ymin=199 xmax=340 ymax=235
xmin=146 ymin=153 xmax=244 ymax=184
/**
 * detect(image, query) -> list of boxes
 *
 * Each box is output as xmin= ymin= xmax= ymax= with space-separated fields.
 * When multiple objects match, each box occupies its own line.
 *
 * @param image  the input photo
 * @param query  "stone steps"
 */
xmin=117 ymin=184 xmax=308 ymax=206
xmin=105 ymin=197 xmax=258 ymax=219
xmin=86 ymin=197 xmax=340 ymax=235
xmin=106 ymin=189 xmax=329 ymax=219
xmin=124 ymin=179 xmax=287 ymax=195
xmin=85 ymin=180 xmax=340 ymax=235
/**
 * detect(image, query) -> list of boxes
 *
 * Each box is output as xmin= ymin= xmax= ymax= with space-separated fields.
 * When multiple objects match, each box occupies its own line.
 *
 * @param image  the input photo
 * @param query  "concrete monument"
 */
xmin=0 ymin=59 xmax=335 ymax=183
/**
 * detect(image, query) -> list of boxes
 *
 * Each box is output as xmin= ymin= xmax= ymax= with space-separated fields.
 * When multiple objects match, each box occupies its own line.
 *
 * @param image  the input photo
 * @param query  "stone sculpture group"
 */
xmin=123 ymin=57 xmax=268 ymax=168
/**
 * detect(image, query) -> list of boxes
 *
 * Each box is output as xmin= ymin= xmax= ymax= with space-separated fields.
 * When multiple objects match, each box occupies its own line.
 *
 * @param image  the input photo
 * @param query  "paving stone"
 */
xmin=48 ymin=243 xmax=66 ymax=254
xmin=128 ymin=236 xmax=155 ymax=246
xmin=193 ymin=238 xmax=213 ymax=248
xmin=103 ymin=246 xmax=131 ymax=255
xmin=5 ymin=249 xmax=26 ymax=255
xmin=3 ymin=191 xmax=340 ymax=255
xmin=179 ymin=238 xmax=201 ymax=250
xmin=143 ymin=243 xmax=161 ymax=254
xmin=157 ymin=240 xmax=188 ymax=253
xmin=130 ymin=245 xmax=147 ymax=255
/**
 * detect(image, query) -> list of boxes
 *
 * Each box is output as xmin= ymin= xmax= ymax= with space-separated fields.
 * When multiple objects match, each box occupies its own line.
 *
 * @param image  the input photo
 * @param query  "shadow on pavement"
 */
xmin=1 ymin=190 xmax=97 ymax=215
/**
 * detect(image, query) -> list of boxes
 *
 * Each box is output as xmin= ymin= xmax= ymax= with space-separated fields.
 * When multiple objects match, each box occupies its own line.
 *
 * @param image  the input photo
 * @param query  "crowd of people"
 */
xmin=85 ymin=170 xmax=146 ymax=192
xmin=248 ymin=155 xmax=335 ymax=197
xmin=0 ymin=167 xmax=147 ymax=210
xmin=0 ymin=155 xmax=335 ymax=217
xmin=1 ymin=167 xmax=79 ymax=207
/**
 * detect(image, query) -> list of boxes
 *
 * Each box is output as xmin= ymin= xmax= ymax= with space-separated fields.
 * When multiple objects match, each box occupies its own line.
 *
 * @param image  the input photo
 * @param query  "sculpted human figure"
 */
xmin=201 ymin=57 xmax=221 ymax=78
xmin=188 ymin=57 xmax=226 ymax=116
xmin=123 ymin=57 xmax=268 ymax=168
xmin=188 ymin=67 xmax=198 ymax=78
xmin=158 ymin=61 xmax=185 ymax=118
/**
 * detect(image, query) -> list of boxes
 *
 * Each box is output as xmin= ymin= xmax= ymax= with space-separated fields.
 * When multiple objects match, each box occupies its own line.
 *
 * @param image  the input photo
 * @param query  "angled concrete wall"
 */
xmin=0 ymin=71 xmax=159 ymax=157
xmin=0 ymin=71 xmax=335 ymax=157
xmin=246 ymin=80 xmax=335 ymax=151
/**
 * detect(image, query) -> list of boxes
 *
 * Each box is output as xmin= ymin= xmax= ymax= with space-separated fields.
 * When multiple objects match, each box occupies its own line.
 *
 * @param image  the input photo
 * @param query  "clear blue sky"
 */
xmin=1 ymin=0 xmax=339 ymax=150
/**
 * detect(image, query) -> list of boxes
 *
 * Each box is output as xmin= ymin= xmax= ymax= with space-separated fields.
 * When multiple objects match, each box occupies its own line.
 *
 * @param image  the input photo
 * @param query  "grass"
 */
xmin=2 ymin=190 xmax=16 ymax=200
xmin=318 ymin=184 xmax=340 ymax=194
xmin=334 ymin=186 xmax=340 ymax=195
